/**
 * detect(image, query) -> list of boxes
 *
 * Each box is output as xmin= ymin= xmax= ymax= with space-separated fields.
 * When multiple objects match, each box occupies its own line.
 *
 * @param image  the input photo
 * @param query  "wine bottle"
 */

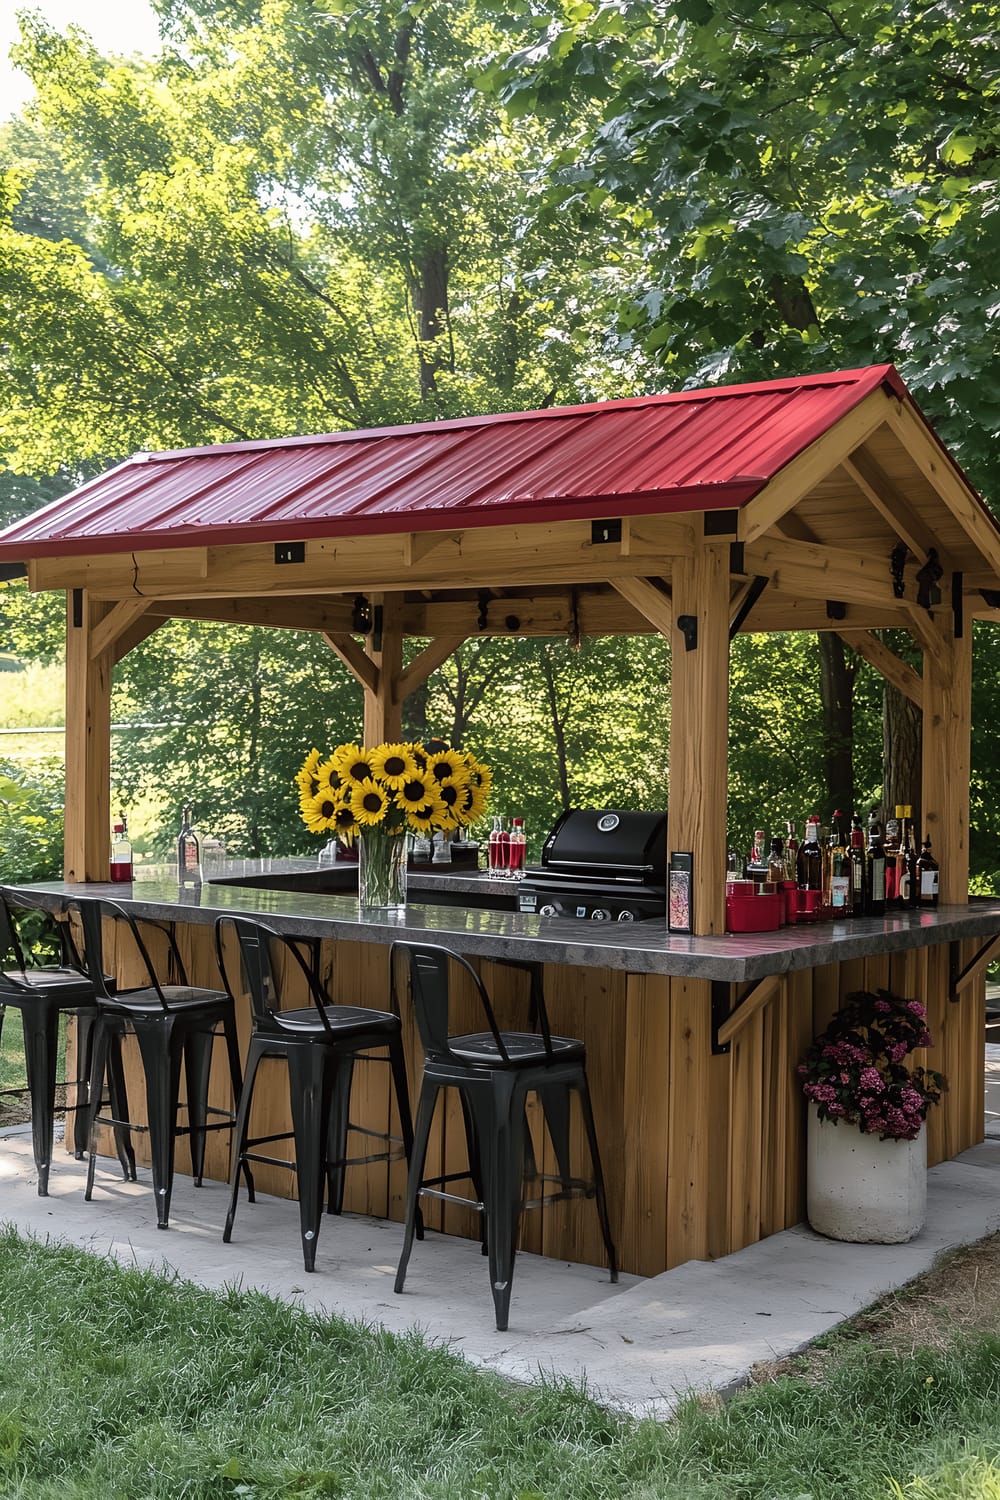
xmin=830 ymin=846 xmax=850 ymax=915
xmin=916 ymin=835 xmax=940 ymax=908
xmin=796 ymin=815 xmax=823 ymax=890
xmin=849 ymin=813 xmax=867 ymax=917
xmin=866 ymin=828 xmax=887 ymax=917
xmin=177 ymin=805 xmax=203 ymax=887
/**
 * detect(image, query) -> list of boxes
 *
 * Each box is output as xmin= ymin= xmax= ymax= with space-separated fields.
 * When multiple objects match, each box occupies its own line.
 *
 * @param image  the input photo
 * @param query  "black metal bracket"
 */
xmin=676 ymin=614 xmax=698 ymax=651
xmin=949 ymin=933 xmax=1000 ymax=1003
xmin=704 ymin=509 xmax=739 ymax=537
xmin=729 ymin=540 xmax=745 ymax=576
xmin=890 ymin=543 xmax=908 ymax=599
xmin=915 ymin=547 xmax=943 ymax=612
xmin=711 ymin=981 xmax=732 ymax=1054
xmin=477 ymin=590 xmax=491 ymax=631
xmin=351 ymin=594 xmax=372 ymax=634
xmin=72 ymin=588 xmax=83 ymax=629
xmin=591 ymin=518 xmax=622 ymax=545
xmin=982 ymin=589 xmax=1000 ymax=609
xmin=952 ymin=571 xmax=964 ymax=639
xmin=729 ymin=575 xmax=769 ymax=639
xmin=371 ymin=605 xmax=384 ymax=653
xmin=825 ymin=600 xmax=847 ymax=621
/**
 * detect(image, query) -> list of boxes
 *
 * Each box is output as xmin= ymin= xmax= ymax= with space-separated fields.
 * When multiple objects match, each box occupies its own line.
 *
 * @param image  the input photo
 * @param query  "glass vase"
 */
xmin=357 ymin=830 xmax=408 ymax=914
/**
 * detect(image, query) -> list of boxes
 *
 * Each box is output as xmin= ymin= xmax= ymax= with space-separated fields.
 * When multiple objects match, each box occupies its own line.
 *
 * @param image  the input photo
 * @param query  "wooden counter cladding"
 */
xmin=29 ymin=885 xmax=995 ymax=1279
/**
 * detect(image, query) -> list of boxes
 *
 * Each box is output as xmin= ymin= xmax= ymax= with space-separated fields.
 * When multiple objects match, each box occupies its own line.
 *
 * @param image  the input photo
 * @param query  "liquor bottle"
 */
xmin=767 ymin=836 xmax=785 ymax=884
xmin=488 ymin=815 xmax=506 ymax=878
xmin=849 ymin=813 xmax=867 ymax=916
xmin=894 ymin=805 xmax=911 ymax=908
xmin=751 ymin=829 xmax=766 ymax=866
xmin=916 ymin=835 xmax=940 ymax=908
xmin=177 ymin=804 xmax=202 ymax=887
xmin=866 ymin=828 xmax=887 ymax=917
xmin=905 ymin=823 xmax=919 ymax=909
xmin=110 ymin=814 xmax=133 ymax=883
xmin=830 ymin=846 xmax=851 ymax=915
xmin=867 ymin=806 xmax=883 ymax=840
xmin=783 ymin=821 xmax=798 ymax=882
xmin=796 ymin=816 xmax=823 ymax=890
xmin=508 ymin=817 xmax=527 ymax=877
xmin=884 ymin=805 xmax=902 ymax=906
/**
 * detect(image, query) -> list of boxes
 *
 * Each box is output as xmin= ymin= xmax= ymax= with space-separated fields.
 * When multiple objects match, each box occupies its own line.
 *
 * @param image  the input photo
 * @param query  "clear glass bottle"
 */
xmin=177 ymin=804 xmax=202 ymax=886
xmin=488 ymin=815 xmax=506 ymax=878
xmin=110 ymin=814 xmax=133 ymax=883
xmin=508 ymin=817 xmax=526 ymax=877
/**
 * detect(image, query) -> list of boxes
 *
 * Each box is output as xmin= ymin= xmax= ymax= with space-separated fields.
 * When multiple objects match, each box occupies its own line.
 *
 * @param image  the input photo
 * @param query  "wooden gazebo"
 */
xmin=3 ymin=363 xmax=1000 ymax=1277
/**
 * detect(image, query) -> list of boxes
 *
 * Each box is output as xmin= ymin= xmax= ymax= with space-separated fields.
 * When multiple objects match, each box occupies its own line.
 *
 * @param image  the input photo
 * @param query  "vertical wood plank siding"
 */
xmin=77 ymin=922 xmax=986 ymax=1275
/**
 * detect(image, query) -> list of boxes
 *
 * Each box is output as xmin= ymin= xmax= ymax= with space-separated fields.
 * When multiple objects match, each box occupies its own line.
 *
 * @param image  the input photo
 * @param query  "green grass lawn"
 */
xmin=0 ymin=1229 xmax=998 ymax=1499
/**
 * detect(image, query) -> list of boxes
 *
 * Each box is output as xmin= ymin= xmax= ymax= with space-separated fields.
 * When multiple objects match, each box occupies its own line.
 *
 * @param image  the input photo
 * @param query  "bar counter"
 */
xmin=19 ymin=872 xmax=1000 ymax=983
xmin=15 ymin=871 xmax=997 ymax=1280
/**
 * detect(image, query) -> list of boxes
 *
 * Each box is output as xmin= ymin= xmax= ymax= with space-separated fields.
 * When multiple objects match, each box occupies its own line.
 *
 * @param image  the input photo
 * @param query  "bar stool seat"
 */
xmin=215 ymin=916 xmax=418 ymax=1273
xmin=77 ymin=898 xmax=245 ymax=1229
xmin=391 ymin=941 xmax=618 ymax=1332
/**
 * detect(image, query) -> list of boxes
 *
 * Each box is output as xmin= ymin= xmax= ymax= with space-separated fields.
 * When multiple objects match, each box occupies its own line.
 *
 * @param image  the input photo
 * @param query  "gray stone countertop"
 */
xmin=13 ymin=876 xmax=1000 ymax=983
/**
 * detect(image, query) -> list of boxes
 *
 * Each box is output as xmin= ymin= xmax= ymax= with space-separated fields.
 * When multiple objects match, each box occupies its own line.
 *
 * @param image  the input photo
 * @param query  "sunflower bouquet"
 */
xmin=296 ymin=738 xmax=492 ymax=909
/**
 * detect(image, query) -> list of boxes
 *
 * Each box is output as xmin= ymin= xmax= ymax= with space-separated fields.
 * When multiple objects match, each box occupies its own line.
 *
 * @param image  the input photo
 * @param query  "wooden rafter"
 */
xmin=885 ymin=403 xmax=1000 ymax=578
xmin=837 ymin=629 xmax=923 ymax=708
xmin=395 ymin=636 xmax=465 ymax=701
xmin=322 ymin=632 xmax=379 ymax=694
xmin=610 ymin=575 xmax=673 ymax=636
xmin=739 ymin=390 xmax=891 ymax=544
xmin=841 ymin=439 xmax=941 ymax=564
xmin=900 ymin=603 xmax=949 ymax=672
xmin=743 ymin=533 xmax=905 ymax=611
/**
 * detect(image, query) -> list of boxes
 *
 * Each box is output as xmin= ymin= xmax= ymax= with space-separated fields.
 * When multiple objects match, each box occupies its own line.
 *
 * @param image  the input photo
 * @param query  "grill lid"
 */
xmin=530 ymin=808 xmax=668 ymax=885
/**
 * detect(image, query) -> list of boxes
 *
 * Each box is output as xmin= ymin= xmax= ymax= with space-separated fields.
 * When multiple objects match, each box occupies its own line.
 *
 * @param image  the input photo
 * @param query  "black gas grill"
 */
xmin=517 ymin=809 xmax=667 ymax=923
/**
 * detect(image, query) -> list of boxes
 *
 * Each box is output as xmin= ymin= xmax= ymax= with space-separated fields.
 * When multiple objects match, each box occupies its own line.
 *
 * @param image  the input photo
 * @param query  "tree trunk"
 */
xmin=883 ymin=681 xmax=922 ymax=833
xmin=818 ymin=633 xmax=855 ymax=817
xmin=410 ymin=243 xmax=450 ymax=401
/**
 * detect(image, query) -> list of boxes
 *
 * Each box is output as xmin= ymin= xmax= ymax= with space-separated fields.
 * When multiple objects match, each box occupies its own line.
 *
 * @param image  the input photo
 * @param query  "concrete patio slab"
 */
xmin=2 ymin=1126 xmax=999 ymax=1422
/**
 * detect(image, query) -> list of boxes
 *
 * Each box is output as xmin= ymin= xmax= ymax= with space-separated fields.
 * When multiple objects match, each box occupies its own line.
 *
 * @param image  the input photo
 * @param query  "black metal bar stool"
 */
xmin=215 ymin=916 xmax=418 ymax=1273
xmin=77 ymin=898 xmax=245 ymax=1228
xmin=391 ymin=940 xmax=618 ymax=1332
xmin=0 ymin=888 xmax=114 ymax=1194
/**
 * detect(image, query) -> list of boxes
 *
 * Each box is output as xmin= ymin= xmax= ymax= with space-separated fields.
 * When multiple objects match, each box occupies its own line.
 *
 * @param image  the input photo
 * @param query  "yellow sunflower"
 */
xmin=299 ymin=789 xmax=343 ymax=834
xmin=405 ymin=794 xmax=448 ymax=833
xmin=331 ymin=800 xmax=359 ymax=841
xmin=350 ymin=781 xmax=390 ymax=827
xmin=460 ymin=781 xmax=489 ymax=825
xmin=427 ymin=747 xmax=465 ymax=784
xmin=296 ymin=747 xmax=322 ymax=800
xmin=332 ymin=743 xmax=375 ymax=784
xmin=314 ymin=756 xmax=342 ymax=795
xmin=370 ymin=743 xmax=419 ymax=789
xmin=408 ymin=743 xmax=428 ymax=773
xmin=398 ymin=774 xmax=434 ymax=808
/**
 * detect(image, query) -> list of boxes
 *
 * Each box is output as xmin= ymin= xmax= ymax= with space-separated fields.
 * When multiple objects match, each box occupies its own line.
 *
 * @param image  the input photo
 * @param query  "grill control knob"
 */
xmin=617 ymin=909 xmax=636 ymax=922
xmin=591 ymin=908 xmax=611 ymax=921
xmin=539 ymin=903 xmax=558 ymax=918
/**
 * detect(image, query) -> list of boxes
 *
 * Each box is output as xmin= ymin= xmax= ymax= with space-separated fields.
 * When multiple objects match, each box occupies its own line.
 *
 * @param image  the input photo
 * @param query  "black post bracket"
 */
xmin=351 ymin=594 xmax=372 ymax=634
xmin=676 ymin=614 xmax=698 ymax=651
xmin=952 ymin=571 xmax=964 ymax=639
xmin=711 ymin=981 xmax=732 ymax=1054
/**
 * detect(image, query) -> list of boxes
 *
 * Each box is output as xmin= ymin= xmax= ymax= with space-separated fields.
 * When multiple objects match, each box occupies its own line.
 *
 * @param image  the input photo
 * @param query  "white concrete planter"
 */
xmin=806 ymin=1104 xmax=927 ymax=1243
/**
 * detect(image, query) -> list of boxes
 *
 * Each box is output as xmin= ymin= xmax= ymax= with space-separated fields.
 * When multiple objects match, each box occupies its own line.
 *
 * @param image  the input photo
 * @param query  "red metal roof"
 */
xmin=0 ymin=365 xmax=912 ymax=560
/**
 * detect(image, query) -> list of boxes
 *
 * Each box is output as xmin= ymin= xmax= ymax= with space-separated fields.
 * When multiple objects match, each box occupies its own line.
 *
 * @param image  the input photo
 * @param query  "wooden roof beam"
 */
xmin=610 ymin=576 xmax=673 ymax=636
xmin=742 ymin=534 xmax=909 ymax=611
xmin=837 ymin=629 xmax=923 ymax=708
xmin=885 ymin=403 xmax=1000 ymax=580
xmin=840 ymin=439 xmax=942 ymax=564
xmin=323 ymin=632 xmax=379 ymax=695
xmin=739 ymin=390 xmax=892 ymax=545
xmin=395 ymin=636 xmax=465 ymax=701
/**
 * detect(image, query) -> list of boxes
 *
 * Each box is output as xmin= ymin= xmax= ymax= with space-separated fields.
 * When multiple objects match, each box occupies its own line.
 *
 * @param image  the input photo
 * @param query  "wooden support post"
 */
xmin=921 ymin=615 xmax=972 ymax=901
xmin=669 ymin=540 xmax=730 ymax=935
xmin=64 ymin=589 xmax=113 ymax=882
xmin=363 ymin=593 xmax=404 ymax=744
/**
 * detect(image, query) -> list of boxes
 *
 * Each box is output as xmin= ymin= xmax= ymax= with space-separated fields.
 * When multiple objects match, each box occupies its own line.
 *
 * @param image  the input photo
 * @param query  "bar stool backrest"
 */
xmin=76 ymin=898 xmax=189 ymax=1010
xmin=215 ymin=915 xmax=338 ymax=1034
xmin=390 ymin=941 xmax=556 ymax=1068
xmin=0 ymin=888 xmax=88 ymax=991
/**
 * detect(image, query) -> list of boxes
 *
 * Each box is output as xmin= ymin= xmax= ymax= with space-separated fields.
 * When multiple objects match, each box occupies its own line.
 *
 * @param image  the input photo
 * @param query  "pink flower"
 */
xmin=860 ymin=1067 xmax=884 ymax=1092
